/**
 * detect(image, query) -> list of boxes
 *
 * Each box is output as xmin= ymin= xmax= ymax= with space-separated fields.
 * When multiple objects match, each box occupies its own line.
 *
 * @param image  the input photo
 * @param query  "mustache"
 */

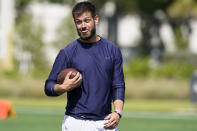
xmin=81 ymin=27 xmax=87 ymax=31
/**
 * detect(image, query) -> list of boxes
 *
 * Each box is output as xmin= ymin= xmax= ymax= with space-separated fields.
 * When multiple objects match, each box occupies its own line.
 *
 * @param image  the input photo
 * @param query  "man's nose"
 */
xmin=82 ymin=22 xmax=86 ymax=28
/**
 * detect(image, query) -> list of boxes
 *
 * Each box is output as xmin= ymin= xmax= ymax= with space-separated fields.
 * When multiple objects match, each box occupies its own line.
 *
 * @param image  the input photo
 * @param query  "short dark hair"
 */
xmin=72 ymin=1 xmax=96 ymax=19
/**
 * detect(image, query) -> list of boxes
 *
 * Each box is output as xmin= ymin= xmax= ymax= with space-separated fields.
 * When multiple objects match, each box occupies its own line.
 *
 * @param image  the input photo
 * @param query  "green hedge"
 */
xmin=124 ymin=57 xmax=196 ymax=79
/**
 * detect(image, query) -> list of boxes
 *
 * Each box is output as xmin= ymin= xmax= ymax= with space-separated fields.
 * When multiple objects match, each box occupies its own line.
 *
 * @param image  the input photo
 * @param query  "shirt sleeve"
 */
xmin=112 ymin=47 xmax=125 ymax=102
xmin=44 ymin=49 xmax=68 ymax=96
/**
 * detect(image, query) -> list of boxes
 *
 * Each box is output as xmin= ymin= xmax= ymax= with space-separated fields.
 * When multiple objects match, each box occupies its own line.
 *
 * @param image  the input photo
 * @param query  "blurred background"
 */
xmin=1 ymin=0 xmax=197 ymax=130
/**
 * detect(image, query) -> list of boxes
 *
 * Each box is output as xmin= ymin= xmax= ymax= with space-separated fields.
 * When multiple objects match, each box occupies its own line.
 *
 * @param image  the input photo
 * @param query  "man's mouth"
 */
xmin=81 ymin=30 xmax=88 ymax=33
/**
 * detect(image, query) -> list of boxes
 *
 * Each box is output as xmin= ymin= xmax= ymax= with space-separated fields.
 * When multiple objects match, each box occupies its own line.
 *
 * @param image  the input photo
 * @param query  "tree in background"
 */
xmin=167 ymin=0 xmax=197 ymax=50
xmin=14 ymin=0 xmax=49 ymax=77
xmin=52 ymin=14 xmax=77 ymax=49
xmin=14 ymin=13 xmax=49 ymax=77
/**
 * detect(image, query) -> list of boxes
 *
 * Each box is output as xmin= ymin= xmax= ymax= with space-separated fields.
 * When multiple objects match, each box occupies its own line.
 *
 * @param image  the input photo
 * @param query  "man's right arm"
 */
xmin=44 ymin=49 xmax=68 ymax=97
xmin=44 ymin=49 xmax=82 ymax=96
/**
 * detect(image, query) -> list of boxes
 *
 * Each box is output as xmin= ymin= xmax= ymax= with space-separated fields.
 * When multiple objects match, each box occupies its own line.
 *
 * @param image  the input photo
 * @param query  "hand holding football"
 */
xmin=57 ymin=68 xmax=79 ymax=84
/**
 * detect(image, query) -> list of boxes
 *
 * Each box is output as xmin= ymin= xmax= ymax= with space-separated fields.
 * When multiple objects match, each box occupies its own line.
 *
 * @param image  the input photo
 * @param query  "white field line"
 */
xmin=15 ymin=107 xmax=197 ymax=120
xmin=123 ymin=111 xmax=197 ymax=120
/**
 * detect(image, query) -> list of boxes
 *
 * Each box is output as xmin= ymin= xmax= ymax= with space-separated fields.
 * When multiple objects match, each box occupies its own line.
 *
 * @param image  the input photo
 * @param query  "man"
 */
xmin=45 ymin=1 xmax=125 ymax=131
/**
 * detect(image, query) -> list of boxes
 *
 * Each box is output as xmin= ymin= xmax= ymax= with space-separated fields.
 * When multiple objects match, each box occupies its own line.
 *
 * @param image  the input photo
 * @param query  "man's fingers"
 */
xmin=66 ymin=72 xmax=72 ymax=79
xmin=104 ymin=119 xmax=114 ymax=126
xmin=104 ymin=116 xmax=113 ymax=126
xmin=104 ymin=114 xmax=111 ymax=120
xmin=104 ymin=120 xmax=116 ymax=129
xmin=63 ymin=72 xmax=72 ymax=83
xmin=72 ymin=72 xmax=80 ymax=81
xmin=74 ymin=74 xmax=82 ymax=85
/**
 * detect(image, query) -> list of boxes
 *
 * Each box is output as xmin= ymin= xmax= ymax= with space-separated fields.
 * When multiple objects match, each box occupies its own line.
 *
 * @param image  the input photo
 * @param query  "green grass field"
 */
xmin=1 ymin=98 xmax=197 ymax=131
xmin=0 ymin=107 xmax=197 ymax=131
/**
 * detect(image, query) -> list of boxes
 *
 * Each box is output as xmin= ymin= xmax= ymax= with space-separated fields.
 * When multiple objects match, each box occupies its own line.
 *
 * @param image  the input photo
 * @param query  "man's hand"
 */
xmin=104 ymin=111 xmax=120 ymax=129
xmin=54 ymin=72 xmax=82 ymax=95
xmin=61 ymin=72 xmax=82 ymax=91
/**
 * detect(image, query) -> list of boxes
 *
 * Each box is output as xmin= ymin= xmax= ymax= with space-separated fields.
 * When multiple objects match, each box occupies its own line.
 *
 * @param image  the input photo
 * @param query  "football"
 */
xmin=57 ymin=68 xmax=79 ymax=84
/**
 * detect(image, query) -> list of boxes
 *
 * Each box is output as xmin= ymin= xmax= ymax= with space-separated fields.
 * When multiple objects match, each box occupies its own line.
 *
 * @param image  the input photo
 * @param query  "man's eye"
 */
xmin=84 ymin=19 xmax=91 ymax=23
xmin=76 ymin=21 xmax=82 ymax=25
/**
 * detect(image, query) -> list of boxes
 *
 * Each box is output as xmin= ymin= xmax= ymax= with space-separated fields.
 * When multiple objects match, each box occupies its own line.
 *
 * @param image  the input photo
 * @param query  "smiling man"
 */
xmin=44 ymin=1 xmax=125 ymax=131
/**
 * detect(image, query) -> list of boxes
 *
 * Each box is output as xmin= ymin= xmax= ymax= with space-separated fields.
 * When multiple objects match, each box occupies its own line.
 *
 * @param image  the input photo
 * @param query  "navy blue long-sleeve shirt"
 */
xmin=45 ymin=37 xmax=125 ymax=120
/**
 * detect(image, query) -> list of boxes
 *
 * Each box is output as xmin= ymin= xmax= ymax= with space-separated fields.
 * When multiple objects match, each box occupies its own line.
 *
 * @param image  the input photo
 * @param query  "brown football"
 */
xmin=57 ymin=68 xmax=79 ymax=84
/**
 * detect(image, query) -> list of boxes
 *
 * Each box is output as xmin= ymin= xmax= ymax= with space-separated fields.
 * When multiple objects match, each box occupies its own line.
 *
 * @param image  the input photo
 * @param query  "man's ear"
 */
xmin=94 ymin=15 xmax=99 ymax=25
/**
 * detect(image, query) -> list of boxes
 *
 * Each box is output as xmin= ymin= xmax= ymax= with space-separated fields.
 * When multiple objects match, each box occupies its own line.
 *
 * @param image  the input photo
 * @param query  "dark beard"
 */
xmin=78 ymin=26 xmax=96 ymax=41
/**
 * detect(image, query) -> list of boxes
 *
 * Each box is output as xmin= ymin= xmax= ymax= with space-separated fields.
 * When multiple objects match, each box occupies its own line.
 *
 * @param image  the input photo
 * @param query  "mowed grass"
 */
xmin=0 ymin=108 xmax=63 ymax=131
xmin=0 ymin=98 xmax=197 ymax=131
xmin=1 ymin=107 xmax=197 ymax=131
xmin=120 ymin=114 xmax=197 ymax=131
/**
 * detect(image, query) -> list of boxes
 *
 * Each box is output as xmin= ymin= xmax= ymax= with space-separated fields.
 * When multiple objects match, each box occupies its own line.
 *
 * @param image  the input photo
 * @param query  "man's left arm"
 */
xmin=104 ymin=46 xmax=125 ymax=129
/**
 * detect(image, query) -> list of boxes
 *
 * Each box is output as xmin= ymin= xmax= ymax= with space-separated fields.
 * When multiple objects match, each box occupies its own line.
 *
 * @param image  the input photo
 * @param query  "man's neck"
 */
xmin=80 ymin=35 xmax=100 ymax=43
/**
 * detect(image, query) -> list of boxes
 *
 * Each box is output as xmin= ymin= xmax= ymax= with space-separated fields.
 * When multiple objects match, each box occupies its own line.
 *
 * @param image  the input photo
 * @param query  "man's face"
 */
xmin=74 ymin=12 xmax=98 ymax=41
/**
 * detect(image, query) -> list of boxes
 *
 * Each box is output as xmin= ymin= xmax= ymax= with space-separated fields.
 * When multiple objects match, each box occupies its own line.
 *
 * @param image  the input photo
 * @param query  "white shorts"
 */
xmin=62 ymin=115 xmax=118 ymax=131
